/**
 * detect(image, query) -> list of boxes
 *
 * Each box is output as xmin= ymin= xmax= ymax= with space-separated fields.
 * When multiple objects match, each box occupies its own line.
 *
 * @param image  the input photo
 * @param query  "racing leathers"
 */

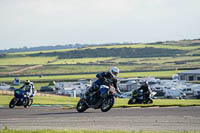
xmin=86 ymin=72 xmax=120 ymax=97
xmin=20 ymin=82 xmax=35 ymax=98
xmin=139 ymin=84 xmax=152 ymax=101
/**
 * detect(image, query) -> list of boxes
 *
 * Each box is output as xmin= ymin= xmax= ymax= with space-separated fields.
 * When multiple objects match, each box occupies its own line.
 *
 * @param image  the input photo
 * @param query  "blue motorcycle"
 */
xmin=9 ymin=89 xmax=33 ymax=108
xmin=76 ymin=85 xmax=115 ymax=112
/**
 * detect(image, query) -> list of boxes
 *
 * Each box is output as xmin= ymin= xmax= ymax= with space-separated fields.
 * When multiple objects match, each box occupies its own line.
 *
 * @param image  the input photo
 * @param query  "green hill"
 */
xmin=28 ymin=47 xmax=185 ymax=59
xmin=0 ymin=39 xmax=200 ymax=80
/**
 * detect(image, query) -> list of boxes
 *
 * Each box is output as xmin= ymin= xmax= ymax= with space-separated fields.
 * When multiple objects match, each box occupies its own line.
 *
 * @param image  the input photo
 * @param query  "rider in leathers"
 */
xmin=86 ymin=67 xmax=121 ymax=97
xmin=20 ymin=80 xmax=35 ymax=99
xmin=139 ymin=82 xmax=152 ymax=101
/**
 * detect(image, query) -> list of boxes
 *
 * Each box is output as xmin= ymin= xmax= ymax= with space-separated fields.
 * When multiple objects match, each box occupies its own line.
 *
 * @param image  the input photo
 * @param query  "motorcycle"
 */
xmin=76 ymin=85 xmax=115 ymax=112
xmin=9 ymin=89 xmax=34 ymax=108
xmin=128 ymin=89 xmax=153 ymax=104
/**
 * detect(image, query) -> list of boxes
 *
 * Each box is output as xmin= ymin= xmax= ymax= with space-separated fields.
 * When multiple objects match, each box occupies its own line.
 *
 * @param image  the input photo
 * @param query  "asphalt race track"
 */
xmin=0 ymin=106 xmax=200 ymax=131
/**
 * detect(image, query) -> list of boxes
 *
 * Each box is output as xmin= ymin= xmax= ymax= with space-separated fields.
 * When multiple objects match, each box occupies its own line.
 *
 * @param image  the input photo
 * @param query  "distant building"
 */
xmin=178 ymin=69 xmax=200 ymax=81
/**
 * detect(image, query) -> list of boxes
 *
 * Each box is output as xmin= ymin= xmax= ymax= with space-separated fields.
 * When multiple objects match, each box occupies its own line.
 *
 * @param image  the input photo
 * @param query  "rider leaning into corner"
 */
xmin=20 ymin=80 xmax=35 ymax=99
xmin=86 ymin=67 xmax=121 ymax=97
xmin=138 ymin=81 xmax=152 ymax=100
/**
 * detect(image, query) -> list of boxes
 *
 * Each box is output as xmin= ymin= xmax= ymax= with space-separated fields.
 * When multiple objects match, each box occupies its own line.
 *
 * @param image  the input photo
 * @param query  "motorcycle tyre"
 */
xmin=24 ymin=98 xmax=29 ymax=108
xmin=9 ymin=98 xmax=16 ymax=109
xmin=101 ymin=96 xmax=114 ymax=112
xmin=147 ymin=99 xmax=153 ymax=104
xmin=28 ymin=99 xmax=33 ymax=106
xmin=128 ymin=98 xmax=134 ymax=104
xmin=76 ymin=99 xmax=88 ymax=113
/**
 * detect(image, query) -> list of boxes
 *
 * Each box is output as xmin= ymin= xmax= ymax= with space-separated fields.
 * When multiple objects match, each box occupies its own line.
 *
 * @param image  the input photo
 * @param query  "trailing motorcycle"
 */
xmin=76 ymin=85 xmax=115 ymax=112
xmin=9 ymin=89 xmax=34 ymax=108
xmin=128 ymin=89 xmax=153 ymax=104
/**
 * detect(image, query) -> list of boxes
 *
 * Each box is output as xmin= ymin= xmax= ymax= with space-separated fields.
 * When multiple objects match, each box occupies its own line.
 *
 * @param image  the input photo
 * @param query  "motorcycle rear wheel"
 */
xmin=147 ymin=99 xmax=153 ymax=104
xmin=76 ymin=99 xmax=88 ymax=113
xmin=128 ymin=98 xmax=134 ymax=104
xmin=101 ymin=96 xmax=114 ymax=112
xmin=9 ymin=98 xmax=16 ymax=109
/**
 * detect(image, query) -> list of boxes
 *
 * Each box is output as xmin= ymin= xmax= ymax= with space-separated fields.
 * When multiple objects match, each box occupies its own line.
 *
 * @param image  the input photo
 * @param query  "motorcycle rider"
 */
xmin=85 ymin=67 xmax=121 ymax=98
xmin=139 ymin=81 xmax=152 ymax=102
xmin=20 ymin=80 xmax=35 ymax=101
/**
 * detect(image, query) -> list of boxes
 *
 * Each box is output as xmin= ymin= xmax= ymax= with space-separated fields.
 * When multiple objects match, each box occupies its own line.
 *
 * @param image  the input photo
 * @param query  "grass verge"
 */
xmin=1 ymin=127 xmax=200 ymax=133
xmin=10 ymin=82 xmax=50 ymax=91
xmin=1 ymin=94 xmax=200 ymax=108
xmin=0 ymin=70 xmax=183 ymax=83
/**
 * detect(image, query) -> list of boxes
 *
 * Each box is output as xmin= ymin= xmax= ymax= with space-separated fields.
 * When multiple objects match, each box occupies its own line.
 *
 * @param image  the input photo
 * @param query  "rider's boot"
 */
xmin=85 ymin=89 xmax=92 ymax=99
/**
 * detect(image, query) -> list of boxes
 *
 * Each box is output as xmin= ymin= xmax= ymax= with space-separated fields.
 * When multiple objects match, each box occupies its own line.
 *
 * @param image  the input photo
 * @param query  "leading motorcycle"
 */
xmin=76 ymin=85 xmax=115 ymax=112
xmin=9 ymin=89 xmax=34 ymax=108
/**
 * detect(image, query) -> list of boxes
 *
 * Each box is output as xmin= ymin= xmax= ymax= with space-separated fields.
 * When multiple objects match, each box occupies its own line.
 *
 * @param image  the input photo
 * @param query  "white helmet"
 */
xmin=109 ymin=67 xmax=119 ymax=78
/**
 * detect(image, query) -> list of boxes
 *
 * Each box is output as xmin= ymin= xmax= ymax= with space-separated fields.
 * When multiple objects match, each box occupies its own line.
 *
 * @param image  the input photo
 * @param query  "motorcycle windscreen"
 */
xmin=14 ymin=89 xmax=24 ymax=98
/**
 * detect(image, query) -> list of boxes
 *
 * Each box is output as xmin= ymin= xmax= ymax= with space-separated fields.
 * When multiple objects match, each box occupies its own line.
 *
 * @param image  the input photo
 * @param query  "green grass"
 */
xmin=21 ymin=65 xmax=137 ymax=75
xmin=7 ymin=48 xmax=76 ymax=56
xmin=10 ymin=82 xmax=49 ymax=91
xmin=1 ymin=128 xmax=200 ymax=133
xmin=6 ymin=43 xmax=200 ymax=58
xmin=49 ymin=57 xmax=113 ymax=64
xmin=0 ymin=43 xmax=199 ymax=76
xmin=1 ymin=94 xmax=200 ymax=107
xmin=0 ymin=95 xmax=12 ymax=106
xmin=111 ymin=56 xmax=200 ymax=64
xmin=0 ymin=56 xmax=112 ymax=65
xmin=0 ymin=74 xmax=96 ymax=82
xmin=0 ymin=57 xmax=57 ymax=65
xmin=0 ymin=66 xmax=27 ymax=73
xmin=1 ymin=55 xmax=199 ymax=76
xmin=192 ymin=81 xmax=200 ymax=84
xmin=186 ymin=49 xmax=200 ymax=55
xmin=0 ymin=70 xmax=184 ymax=83
xmin=17 ymin=65 xmax=136 ymax=75
xmin=115 ymin=99 xmax=200 ymax=108
xmin=86 ymin=43 xmax=200 ymax=50
xmin=119 ymin=70 xmax=184 ymax=78
xmin=0 ymin=95 xmax=79 ymax=106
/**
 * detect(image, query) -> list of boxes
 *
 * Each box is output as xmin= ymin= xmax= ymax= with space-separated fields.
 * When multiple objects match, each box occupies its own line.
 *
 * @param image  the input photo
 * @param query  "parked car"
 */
xmin=40 ymin=86 xmax=55 ymax=92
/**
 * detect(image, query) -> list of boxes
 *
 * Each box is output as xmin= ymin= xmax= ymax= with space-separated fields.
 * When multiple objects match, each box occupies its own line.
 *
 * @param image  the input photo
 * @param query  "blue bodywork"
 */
xmin=14 ymin=89 xmax=24 ymax=99
xmin=100 ymin=87 xmax=108 ymax=95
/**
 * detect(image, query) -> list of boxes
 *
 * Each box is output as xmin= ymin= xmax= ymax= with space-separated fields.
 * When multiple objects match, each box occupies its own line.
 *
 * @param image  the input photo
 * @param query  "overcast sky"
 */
xmin=0 ymin=0 xmax=200 ymax=50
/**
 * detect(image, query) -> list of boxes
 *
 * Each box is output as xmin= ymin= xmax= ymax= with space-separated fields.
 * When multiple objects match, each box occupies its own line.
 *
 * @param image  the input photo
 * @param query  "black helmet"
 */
xmin=140 ymin=81 xmax=148 ymax=87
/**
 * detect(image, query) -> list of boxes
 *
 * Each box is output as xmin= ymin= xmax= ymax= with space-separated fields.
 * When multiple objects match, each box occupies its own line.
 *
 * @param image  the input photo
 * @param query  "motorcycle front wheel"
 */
xmin=24 ymin=98 xmax=29 ymax=108
xmin=9 ymin=98 xmax=16 ymax=109
xmin=28 ymin=99 xmax=33 ymax=106
xmin=76 ymin=99 xmax=88 ymax=113
xmin=101 ymin=96 xmax=114 ymax=112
